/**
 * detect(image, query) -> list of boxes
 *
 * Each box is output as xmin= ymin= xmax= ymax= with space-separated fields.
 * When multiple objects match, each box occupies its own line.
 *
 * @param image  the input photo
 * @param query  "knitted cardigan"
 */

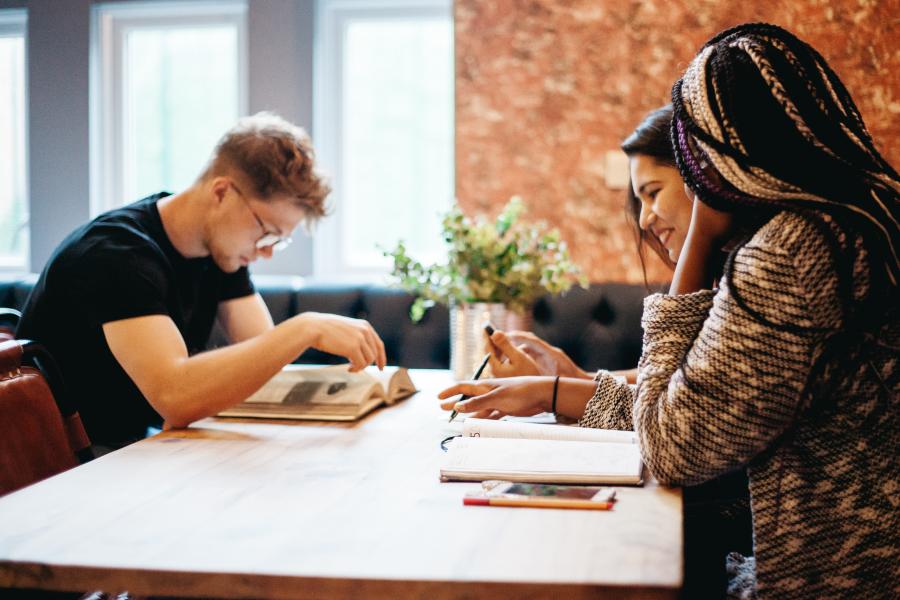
xmin=578 ymin=211 xmax=899 ymax=599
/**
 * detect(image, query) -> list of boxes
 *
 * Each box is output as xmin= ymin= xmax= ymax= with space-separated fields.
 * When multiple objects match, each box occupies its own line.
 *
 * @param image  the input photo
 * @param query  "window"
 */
xmin=314 ymin=0 xmax=454 ymax=279
xmin=92 ymin=1 xmax=247 ymax=213
xmin=0 ymin=10 xmax=28 ymax=269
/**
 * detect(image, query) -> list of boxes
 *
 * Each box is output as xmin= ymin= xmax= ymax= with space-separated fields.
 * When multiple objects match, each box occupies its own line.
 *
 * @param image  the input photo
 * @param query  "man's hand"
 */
xmin=296 ymin=312 xmax=386 ymax=371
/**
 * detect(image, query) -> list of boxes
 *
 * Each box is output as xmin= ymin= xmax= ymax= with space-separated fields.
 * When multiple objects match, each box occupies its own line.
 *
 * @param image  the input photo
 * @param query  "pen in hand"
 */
xmin=448 ymin=352 xmax=491 ymax=423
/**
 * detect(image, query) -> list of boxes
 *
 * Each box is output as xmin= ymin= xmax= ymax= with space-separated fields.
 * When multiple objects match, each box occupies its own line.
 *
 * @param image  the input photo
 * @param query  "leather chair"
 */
xmin=0 ymin=340 xmax=137 ymax=600
xmin=0 ymin=307 xmax=21 ymax=341
xmin=0 ymin=339 xmax=93 ymax=497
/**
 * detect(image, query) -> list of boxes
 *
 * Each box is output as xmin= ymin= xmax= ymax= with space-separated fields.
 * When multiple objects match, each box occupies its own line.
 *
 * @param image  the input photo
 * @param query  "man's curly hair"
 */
xmin=201 ymin=112 xmax=330 ymax=225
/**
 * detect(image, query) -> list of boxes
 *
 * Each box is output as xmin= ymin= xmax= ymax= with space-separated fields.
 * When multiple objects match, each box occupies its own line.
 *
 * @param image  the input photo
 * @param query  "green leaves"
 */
xmin=383 ymin=196 xmax=587 ymax=322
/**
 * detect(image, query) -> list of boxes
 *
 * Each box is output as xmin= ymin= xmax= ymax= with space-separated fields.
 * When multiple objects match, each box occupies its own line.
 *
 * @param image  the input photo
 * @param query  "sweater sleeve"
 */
xmin=578 ymin=370 xmax=636 ymax=431
xmin=634 ymin=214 xmax=835 ymax=486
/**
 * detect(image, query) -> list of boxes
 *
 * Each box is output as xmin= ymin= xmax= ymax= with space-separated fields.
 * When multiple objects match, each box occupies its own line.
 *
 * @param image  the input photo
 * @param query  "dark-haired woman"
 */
xmin=484 ymin=104 xmax=685 ymax=382
xmin=458 ymin=103 xmax=753 ymax=596
xmin=441 ymin=23 xmax=898 ymax=598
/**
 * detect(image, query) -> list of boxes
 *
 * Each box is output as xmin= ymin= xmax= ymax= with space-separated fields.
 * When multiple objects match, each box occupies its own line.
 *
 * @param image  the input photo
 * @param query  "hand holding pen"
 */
xmin=448 ymin=353 xmax=490 ymax=422
xmin=448 ymin=323 xmax=495 ymax=423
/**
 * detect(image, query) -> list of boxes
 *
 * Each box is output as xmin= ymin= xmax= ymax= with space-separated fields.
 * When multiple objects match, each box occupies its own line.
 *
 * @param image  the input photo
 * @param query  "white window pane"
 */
xmin=0 ymin=34 xmax=28 ymax=266
xmin=123 ymin=25 xmax=239 ymax=201
xmin=341 ymin=17 xmax=454 ymax=268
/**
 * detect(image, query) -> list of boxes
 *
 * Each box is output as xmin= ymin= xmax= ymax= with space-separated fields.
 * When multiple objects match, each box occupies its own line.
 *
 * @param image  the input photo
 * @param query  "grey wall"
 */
xmin=26 ymin=0 xmax=92 ymax=270
xmin=246 ymin=0 xmax=314 ymax=276
xmin=0 ymin=0 xmax=316 ymax=275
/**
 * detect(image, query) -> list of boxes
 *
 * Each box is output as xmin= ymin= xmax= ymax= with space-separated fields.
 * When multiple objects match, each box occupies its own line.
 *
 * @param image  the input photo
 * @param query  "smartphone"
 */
xmin=481 ymin=480 xmax=616 ymax=503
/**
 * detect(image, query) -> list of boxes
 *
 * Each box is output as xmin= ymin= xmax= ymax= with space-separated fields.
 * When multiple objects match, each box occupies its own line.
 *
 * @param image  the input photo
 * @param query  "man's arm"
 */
xmin=217 ymin=293 xmax=274 ymax=342
xmin=103 ymin=311 xmax=386 ymax=429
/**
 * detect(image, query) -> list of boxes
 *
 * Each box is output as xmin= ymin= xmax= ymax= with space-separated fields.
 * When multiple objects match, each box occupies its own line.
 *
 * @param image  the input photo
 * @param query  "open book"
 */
xmin=217 ymin=365 xmax=416 ymax=421
xmin=440 ymin=418 xmax=643 ymax=485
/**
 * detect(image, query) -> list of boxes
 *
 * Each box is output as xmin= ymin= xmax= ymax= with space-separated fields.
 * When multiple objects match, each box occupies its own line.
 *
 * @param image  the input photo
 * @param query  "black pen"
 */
xmin=449 ymin=352 xmax=491 ymax=423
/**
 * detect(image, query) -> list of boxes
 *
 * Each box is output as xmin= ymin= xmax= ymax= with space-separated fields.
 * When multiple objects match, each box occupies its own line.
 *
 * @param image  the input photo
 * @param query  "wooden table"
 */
xmin=0 ymin=369 xmax=682 ymax=599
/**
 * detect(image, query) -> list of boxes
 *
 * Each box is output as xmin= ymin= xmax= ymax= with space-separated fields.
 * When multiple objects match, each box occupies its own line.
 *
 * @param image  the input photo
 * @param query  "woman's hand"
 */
xmin=438 ymin=376 xmax=554 ymax=420
xmin=670 ymin=189 xmax=733 ymax=295
xmin=485 ymin=331 xmax=542 ymax=377
xmin=689 ymin=188 xmax=734 ymax=247
xmin=487 ymin=330 xmax=591 ymax=379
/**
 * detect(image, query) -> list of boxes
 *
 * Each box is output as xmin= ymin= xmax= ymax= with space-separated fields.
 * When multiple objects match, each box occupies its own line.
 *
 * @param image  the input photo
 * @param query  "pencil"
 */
xmin=463 ymin=497 xmax=614 ymax=510
xmin=448 ymin=352 xmax=491 ymax=423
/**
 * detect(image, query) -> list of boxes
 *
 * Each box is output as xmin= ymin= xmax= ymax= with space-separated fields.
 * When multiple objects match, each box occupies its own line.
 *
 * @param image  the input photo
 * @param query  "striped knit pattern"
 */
xmin=579 ymin=211 xmax=899 ymax=599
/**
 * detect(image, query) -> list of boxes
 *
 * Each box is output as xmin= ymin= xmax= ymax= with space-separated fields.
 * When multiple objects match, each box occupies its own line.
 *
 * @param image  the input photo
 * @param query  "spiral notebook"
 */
xmin=440 ymin=418 xmax=643 ymax=485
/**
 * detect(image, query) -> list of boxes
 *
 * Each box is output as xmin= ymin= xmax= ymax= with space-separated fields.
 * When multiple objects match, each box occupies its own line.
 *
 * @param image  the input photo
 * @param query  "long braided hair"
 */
xmin=671 ymin=23 xmax=899 ymax=334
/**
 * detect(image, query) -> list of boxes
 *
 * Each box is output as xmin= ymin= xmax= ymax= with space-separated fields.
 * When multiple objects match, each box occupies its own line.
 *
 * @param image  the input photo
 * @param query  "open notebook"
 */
xmin=440 ymin=418 xmax=643 ymax=485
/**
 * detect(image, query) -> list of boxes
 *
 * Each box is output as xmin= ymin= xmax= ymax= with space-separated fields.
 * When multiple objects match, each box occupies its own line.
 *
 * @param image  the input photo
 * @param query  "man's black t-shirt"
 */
xmin=17 ymin=193 xmax=254 ymax=448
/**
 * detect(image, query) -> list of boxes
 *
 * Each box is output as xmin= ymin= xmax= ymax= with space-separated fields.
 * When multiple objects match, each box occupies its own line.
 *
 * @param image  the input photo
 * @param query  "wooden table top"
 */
xmin=0 ymin=369 xmax=682 ymax=599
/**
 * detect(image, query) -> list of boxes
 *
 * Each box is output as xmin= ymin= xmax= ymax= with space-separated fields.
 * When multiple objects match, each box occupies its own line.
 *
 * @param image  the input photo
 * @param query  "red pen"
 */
xmin=463 ymin=496 xmax=614 ymax=510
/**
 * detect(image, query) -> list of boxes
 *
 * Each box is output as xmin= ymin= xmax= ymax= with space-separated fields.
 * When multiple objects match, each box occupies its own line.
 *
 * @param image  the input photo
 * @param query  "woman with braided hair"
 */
xmin=474 ymin=103 xmax=755 ymax=597
xmin=440 ymin=23 xmax=898 ymax=598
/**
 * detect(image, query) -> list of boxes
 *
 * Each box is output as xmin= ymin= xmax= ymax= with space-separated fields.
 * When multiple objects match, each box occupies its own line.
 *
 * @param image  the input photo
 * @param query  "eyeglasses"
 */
xmin=229 ymin=182 xmax=293 ymax=252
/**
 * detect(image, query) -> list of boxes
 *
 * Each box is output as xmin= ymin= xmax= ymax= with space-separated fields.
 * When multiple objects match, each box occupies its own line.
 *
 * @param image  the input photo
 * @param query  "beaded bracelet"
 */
xmin=551 ymin=375 xmax=560 ymax=417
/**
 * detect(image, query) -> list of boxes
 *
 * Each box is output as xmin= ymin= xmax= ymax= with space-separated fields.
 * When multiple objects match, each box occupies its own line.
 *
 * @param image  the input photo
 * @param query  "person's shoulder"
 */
xmin=92 ymin=193 xmax=166 ymax=233
xmin=52 ymin=195 xmax=171 ymax=275
xmin=734 ymin=210 xmax=848 ymax=327
xmin=736 ymin=210 xmax=846 ymax=283
xmin=748 ymin=210 xmax=836 ymax=258
xmin=77 ymin=195 xmax=169 ymax=253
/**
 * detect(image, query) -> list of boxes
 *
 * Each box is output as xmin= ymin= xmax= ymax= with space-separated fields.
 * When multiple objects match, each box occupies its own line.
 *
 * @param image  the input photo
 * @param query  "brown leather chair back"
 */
xmin=0 ymin=339 xmax=92 ymax=497
xmin=0 ymin=307 xmax=21 ymax=342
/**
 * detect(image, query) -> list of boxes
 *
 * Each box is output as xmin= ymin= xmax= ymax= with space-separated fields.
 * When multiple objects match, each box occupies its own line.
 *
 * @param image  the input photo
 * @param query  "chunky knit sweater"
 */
xmin=579 ymin=211 xmax=899 ymax=599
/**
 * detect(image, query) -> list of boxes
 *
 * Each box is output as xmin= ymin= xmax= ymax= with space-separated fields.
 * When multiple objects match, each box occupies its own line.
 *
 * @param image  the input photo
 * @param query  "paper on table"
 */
xmin=462 ymin=418 xmax=638 ymax=445
xmin=441 ymin=436 xmax=643 ymax=485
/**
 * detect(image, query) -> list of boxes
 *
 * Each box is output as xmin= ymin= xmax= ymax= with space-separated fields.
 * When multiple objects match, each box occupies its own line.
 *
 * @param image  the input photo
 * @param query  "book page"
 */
xmin=244 ymin=366 xmax=381 ymax=406
xmin=364 ymin=366 xmax=417 ymax=404
xmin=441 ymin=437 xmax=643 ymax=484
xmin=462 ymin=418 xmax=637 ymax=444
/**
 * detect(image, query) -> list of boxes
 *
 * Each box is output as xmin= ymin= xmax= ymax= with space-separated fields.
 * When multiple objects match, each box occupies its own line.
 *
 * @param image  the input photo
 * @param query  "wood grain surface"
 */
xmin=0 ymin=369 xmax=682 ymax=599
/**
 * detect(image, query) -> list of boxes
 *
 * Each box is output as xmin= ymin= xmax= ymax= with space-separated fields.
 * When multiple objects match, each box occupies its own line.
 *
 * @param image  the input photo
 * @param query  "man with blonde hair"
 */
xmin=18 ymin=113 xmax=385 ymax=451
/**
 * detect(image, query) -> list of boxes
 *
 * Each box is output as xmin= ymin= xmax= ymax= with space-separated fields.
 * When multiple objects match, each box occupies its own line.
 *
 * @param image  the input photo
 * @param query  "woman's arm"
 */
xmin=438 ymin=376 xmax=600 ymax=421
xmin=634 ymin=213 xmax=832 ymax=486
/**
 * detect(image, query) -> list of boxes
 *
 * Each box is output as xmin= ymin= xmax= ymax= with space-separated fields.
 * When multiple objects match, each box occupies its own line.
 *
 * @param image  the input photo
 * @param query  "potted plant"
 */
xmin=384 ymin=196 xmax=586 ymax=378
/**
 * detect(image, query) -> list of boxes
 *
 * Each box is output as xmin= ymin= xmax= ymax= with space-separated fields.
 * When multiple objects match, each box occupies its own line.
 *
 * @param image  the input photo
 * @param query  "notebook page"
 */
xmin=441 ymin=437 xmax=643 ymax=484
xmin=462 ymin=418 xmax=637 ymax=444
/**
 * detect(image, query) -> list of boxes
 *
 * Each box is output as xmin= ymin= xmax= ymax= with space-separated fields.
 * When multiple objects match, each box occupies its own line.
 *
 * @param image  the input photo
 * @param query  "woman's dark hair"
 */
xmin=671 ymin=22 xmax=899 ymax=332
xmin=620 ymin=104 xmax=678 ymax=284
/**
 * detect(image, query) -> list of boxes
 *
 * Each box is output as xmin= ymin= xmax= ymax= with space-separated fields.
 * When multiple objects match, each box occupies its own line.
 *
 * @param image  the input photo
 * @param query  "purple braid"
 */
xmin=674 ymin=117 xmax=747 ymax=208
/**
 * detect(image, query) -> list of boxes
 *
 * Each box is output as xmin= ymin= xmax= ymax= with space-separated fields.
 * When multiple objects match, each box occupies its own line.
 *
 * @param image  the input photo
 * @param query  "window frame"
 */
xmin=312 ymin=0 xmax=454 ymax=282
xmin=0 ymin=8 xmax=29 ymax=271
xmin=90 ymin=0 xmax=248 ymax=216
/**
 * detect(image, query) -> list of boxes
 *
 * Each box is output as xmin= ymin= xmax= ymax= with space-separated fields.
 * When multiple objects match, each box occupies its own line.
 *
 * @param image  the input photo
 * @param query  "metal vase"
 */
xmin=450 ymin=302 xmax=533 ymax=380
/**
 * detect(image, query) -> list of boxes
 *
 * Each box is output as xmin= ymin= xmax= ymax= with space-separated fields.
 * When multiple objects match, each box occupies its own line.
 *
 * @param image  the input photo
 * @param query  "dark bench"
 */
xmin=0 ymin=274 xmax=655 ymax=372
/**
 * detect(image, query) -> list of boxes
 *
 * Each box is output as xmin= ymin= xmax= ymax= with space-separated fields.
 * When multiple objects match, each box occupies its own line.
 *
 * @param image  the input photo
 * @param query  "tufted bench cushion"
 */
xmin=0 ymin=274 xmax=659 ymax=372
xmin=532 ymin=283 xmax=652 ymax=373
